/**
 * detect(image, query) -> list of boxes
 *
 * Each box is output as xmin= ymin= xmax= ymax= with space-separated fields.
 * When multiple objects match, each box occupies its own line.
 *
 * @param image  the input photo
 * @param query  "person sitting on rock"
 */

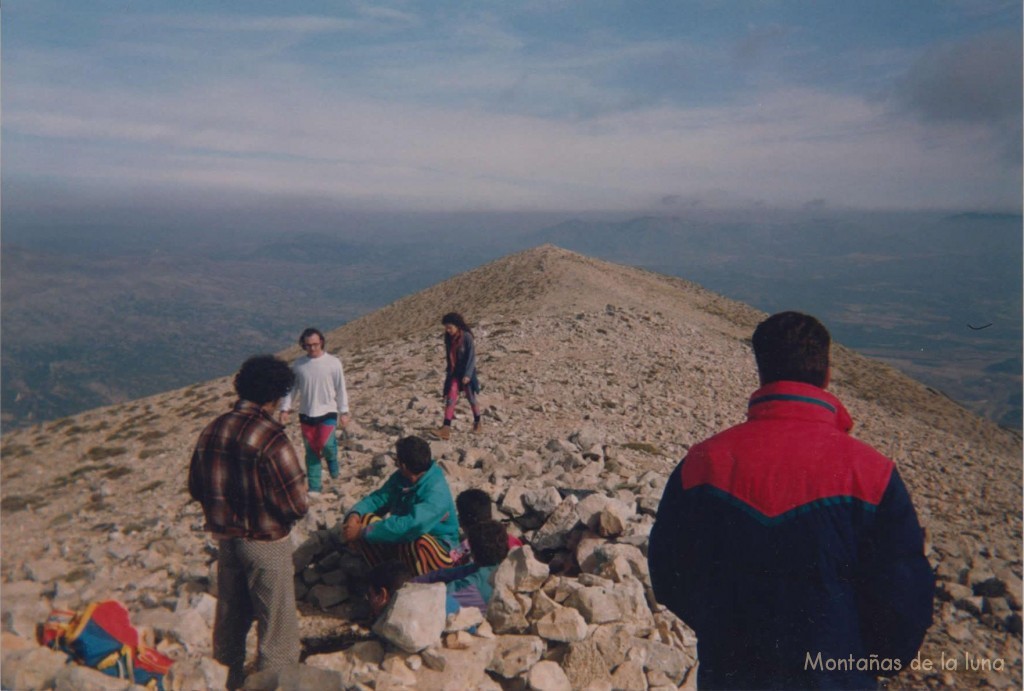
xmin=366 ymin=559 xmax=414 ymax=617
xmin=450 ymin=488 xmax=523 ymax=565
xmin=341 ymin=435 xmax=460 ymax=576
xmin=414 ymin=520 xmax=511 ymax=614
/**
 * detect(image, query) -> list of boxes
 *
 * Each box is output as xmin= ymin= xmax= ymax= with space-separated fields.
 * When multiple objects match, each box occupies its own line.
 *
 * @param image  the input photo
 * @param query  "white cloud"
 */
xmin=4 ymin=3 xmax=1020 ymax=213
xmin=6 ymin=70 xmax=1018 ymax=212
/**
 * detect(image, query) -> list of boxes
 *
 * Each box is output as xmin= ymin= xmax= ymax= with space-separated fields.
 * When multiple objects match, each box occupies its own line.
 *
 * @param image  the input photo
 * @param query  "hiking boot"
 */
xmin=434 ymin=425 xmax=451 ymax=441
xmin=472 ymin=420 xmax=482 ymax=433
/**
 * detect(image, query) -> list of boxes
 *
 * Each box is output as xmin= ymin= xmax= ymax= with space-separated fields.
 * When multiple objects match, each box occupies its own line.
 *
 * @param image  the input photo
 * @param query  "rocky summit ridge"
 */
xmin=1 ymin=244 xmax=1020 ymax=689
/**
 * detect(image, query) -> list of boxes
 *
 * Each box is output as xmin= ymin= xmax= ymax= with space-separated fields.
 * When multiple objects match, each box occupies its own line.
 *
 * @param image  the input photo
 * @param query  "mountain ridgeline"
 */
xmin=3 ymin=211 xmax=1019 ymax=432
xmin=1 ymin=246 xmax=1020 ymax=688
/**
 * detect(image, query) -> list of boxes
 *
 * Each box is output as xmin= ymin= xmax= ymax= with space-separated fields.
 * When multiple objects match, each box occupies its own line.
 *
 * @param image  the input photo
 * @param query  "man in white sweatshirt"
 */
xmin=279 ymin=327 xmax=350 ymax=494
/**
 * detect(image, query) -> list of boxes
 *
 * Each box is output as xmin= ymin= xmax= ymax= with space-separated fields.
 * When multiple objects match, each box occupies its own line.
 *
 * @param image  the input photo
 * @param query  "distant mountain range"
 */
xmin=2 ymin=209 xmax=1020 ymax=430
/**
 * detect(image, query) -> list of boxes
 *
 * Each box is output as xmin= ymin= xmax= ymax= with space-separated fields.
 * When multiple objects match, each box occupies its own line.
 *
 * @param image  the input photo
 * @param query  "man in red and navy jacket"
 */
xmin=648 ymin=312 xmax=934 ymax=690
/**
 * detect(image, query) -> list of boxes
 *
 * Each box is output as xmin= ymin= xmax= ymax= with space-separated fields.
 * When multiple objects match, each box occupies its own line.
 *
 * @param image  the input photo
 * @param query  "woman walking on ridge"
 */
xmin=434 ymin=312 xmax=481 ymax=440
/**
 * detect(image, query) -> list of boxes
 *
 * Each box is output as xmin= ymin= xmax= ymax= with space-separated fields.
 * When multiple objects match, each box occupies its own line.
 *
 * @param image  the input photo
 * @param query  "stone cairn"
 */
xmin=283 ymin=485 xmax=697 ymax=691
xmin=1 ymin=431 xmax=699 ymax=690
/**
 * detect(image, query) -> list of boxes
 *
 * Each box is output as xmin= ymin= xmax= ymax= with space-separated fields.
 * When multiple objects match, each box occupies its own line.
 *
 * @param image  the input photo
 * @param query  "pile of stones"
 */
xmin=1 ymin=437 xmax=698 ymax=690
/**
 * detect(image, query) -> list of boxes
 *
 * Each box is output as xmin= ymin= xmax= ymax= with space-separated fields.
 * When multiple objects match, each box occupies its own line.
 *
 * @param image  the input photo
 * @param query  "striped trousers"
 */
xmin=351 ymin=513 xmax=454 ymax=576
xmin=214 ymin=536 xmax=300 ymax=690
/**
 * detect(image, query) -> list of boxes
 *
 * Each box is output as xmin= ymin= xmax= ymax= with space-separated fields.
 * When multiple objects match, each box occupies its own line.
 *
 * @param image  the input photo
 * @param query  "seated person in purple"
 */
xmin=415 ymin=520 xmax=511 ymax=615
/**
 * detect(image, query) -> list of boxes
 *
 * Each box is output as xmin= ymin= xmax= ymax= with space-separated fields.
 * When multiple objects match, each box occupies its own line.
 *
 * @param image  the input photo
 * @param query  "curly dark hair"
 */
xmin=233 ymin=355 xmax=295 ymax=405
xmin=395 ymin=436 xmax=433 ymax=474
xmin=466 ymin=520 xmax=510 ymax=567
xmin=456 ymin=489 xmax=493 ymax=528
xmin=752 ymin=311 xmax=830 ymax=387
xmin=441 ymin=312 xmax=472 ymax=334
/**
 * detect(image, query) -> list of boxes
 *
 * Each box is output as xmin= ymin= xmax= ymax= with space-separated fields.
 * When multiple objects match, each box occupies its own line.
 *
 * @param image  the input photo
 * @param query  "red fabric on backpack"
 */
xmin=87 ymin=601 xmax=139 ymax=648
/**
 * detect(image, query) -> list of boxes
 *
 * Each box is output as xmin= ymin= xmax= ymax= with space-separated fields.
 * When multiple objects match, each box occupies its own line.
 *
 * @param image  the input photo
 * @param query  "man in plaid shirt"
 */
xmin=189 ymin=355 xmax=308 ymax=690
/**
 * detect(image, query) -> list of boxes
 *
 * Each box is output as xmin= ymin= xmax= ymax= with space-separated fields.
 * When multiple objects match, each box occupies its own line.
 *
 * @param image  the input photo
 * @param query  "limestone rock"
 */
xmin=446 ymin=605 xmax=484 ymax=632
xmin=528 ymin=659 xmax=573 ymax=691
xmin=487 ymin=634 xmax=546 ymax=679
xmin=413 ymin=639 xmax=498 ymax=691
xmin=306 ymin=640 xmax=385 ymax=677
xmin=487 ymin=585 xmax=530 ymax=634
xmin=493 ymin=545 xmax=549 ymax=593
xmin=532 ymin=497 xmax=581 ymax=552
xmin=609 ymin=657 xmax=647 ymax=691
xmin=562 ymin=638 xmax=614 ymax=689
xmin=244 ymin=663 xmax=344 ymax=690
xmin=2 ymin=645 xmax=70 ymax=691
xmin=373 ymin=582 xmax=446 ymax=653
xmin=522 ymin=487 xmax=564 ymax=519
xmin=167 ymin=656 xmax=229 ymax=691
xmin=534 ymin=605 xmax=588 ymax=642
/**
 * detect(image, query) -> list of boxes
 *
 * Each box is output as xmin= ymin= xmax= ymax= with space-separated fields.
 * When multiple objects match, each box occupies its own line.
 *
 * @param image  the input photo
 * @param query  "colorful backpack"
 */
xmin=40 ymin=600 xmax=173 ymax=689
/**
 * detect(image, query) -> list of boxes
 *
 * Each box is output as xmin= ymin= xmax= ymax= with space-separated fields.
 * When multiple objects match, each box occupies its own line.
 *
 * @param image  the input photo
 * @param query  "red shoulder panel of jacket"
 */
xmin=680 ymin=417 xmax=893 ymax=518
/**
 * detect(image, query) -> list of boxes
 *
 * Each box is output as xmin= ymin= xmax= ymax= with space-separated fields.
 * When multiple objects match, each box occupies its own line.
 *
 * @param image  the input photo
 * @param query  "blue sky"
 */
xmin=3 ymin=0 xmax=1021 ymax=214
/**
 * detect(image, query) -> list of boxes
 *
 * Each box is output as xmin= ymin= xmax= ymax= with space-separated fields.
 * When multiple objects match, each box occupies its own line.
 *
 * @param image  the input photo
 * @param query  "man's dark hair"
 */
xmin=234 ymin=355 xmax=295 ymax=405
xmin=298 ymin=327 xmax=325 ymax=348
xmin=368 ymin=559 xmax=413 ymax=593
xmin=466 ymin=521 xmax=510 ymax=567
xmin=751 ymin=311 xmax=831 ymax=387
xmin=457 ymin=489 xmax=493 ymax=528
xmin=395 ymin=436 xmax=432 ymax=474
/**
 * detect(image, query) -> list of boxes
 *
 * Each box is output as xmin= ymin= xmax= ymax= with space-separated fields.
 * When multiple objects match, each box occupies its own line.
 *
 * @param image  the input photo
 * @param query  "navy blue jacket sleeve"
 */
xmin=648 ymin=460 xmax=701 ymax=627
xmin=856 ymin=468 xmax=935 ymax=671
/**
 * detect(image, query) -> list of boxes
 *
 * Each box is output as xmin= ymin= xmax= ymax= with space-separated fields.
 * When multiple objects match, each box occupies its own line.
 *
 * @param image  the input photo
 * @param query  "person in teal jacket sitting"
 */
xmin=341 ymin=435 xmax=459 ymax=575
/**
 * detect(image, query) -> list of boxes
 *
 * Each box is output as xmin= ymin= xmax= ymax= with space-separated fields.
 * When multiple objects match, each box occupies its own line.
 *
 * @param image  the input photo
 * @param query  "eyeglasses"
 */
xmin=302 ymin=341 xmax=323 ymax=349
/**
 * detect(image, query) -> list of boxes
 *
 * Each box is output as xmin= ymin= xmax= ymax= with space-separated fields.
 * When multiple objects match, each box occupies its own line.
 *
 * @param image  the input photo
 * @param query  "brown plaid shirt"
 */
xmin=189 ymin=399 xmax=308 ymax=540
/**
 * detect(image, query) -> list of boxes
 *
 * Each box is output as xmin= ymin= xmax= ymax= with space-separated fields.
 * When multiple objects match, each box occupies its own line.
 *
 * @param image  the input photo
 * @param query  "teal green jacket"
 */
xmin=351 ymin=461 xmax=459 ymax=547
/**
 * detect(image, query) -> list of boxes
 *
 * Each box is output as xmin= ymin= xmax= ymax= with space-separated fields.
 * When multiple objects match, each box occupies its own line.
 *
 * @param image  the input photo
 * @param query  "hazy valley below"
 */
xmin=2 ymin=244 xmax=1019 ymax=689
xmin=2 ymin=209 xmax=1020 ymax=431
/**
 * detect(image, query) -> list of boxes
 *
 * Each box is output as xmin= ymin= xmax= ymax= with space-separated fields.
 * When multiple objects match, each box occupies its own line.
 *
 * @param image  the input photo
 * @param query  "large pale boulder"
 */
xmin=522 ymin=487 xmax=564 ymax=518
xmin=499 ymin=486 xmax=529 ymax=517
xmin=487 ymin=634 xmax=546 ymax=679
xmin=2 ymin=646 xmax=70 ymax=691
xmin=167 ymin=656 xmax=229 ymax=691
xmin=532 ymin=497 xmax=581 ymax=552
xmin=487 ymin=586 xmax=530 ymax=634
xmin=1 ymin=595 xmax=51 ymax=639
xmin=567 ymin=575 xmax=653 ymax=626
xmin=562 ymin=638 xmax=614 ymax=689
xmin=528 ymin=659 xmax=573 ymax=691
xmin=566 ymin=584 xmax=622 ymax=624
xmin=413 ymin=639 xmax=498 ymax=691
xmin=373 ymin=582 xmax=446 ymax=653
xmin=534 ymin=605 xmax=588 ymax=642
xmin=609 ymin=656 xmax=647 ymax=691
xmin=492 ymin=545 xmax=549 ymax=593
xmin=446 ymin=606 xmax=484 ymax=632
xmin=631 ymin=637 xmax=692 ymax=684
